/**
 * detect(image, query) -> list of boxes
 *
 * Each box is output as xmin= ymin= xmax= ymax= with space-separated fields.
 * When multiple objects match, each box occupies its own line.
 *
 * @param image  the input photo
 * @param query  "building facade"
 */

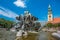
xmin=48 ymin=4 xmax=60 ymax=24
xmin=48 ymin=4 xmax=53 ymax=22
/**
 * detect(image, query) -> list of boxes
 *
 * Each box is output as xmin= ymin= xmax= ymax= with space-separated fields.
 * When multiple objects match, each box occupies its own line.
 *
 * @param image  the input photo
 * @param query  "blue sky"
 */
xmin=0 ymin=0 xmax=60 ymax=21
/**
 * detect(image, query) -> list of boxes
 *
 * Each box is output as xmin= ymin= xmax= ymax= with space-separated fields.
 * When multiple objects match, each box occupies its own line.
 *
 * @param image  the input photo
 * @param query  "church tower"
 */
xmin=48 ymin=4 xmax=53 ymax=22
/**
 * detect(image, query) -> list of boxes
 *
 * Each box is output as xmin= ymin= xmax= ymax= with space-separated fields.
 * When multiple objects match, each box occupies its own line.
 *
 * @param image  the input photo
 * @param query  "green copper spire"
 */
xmin=48 ymin=4 xmax=52 ymax=14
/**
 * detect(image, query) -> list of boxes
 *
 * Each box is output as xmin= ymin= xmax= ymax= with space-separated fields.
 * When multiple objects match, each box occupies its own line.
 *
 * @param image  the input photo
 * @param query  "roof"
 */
xmin=48 ymin=4 xmax=51 ymax=8
xmin=52 ymin=18 xmax=60 ymax=24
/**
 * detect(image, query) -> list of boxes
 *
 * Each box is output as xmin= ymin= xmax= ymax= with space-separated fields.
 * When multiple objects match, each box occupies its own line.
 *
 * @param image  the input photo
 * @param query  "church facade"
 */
xmin=48 ymin=5 xmax=60 ymax=24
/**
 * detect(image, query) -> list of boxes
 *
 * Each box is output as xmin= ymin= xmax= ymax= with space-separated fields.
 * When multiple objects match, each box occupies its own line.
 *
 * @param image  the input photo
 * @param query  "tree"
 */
xmin=46 ymin=23 xmax=53 ymax=28
xmin=53 ymin=23 xmax=60 ymax=28
xmin=57 ymin=23 xmax=60 ymax=27
xmin=53 ymin=23 xmax=58 ymax=28
xmin=0 ymin=18 xmax=15 ymax=29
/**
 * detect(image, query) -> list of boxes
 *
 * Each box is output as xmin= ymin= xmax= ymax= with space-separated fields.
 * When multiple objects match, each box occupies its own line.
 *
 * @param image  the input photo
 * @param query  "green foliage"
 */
xmin=46 ymin=23 xmax=53 ymax=28
xmin=44 ymin=23 xmax=60 ymax=28
xmin=57 ymin=23 xmax=60 ymax=27
xmin=0 ymin=18 xmax=15 ymax=29
xmin=53 ymin=24 xmax=58 ymax=27
xmin=53 ymin=23 xmax=60 ymax=27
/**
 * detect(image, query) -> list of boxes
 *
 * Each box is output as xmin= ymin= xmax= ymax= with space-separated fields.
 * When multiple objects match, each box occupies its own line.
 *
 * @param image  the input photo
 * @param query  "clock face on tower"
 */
xmin=49 ymin=15 xmax=51 ymax=18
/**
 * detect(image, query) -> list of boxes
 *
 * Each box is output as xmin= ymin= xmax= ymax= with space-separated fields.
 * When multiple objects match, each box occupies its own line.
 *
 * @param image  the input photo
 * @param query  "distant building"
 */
xmin=48 ymin=4 xmax=60 ymax=24
xmin=48 ymin=4 xmax=53 ymax=22
xmin=52 ymin=18 xmax=60 ymax=24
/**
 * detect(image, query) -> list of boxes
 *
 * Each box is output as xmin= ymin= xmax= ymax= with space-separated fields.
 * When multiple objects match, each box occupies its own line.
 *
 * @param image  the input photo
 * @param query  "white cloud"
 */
xmin=0 ymin=6 xmax=19 ymax=19
xmin=14 ymin=0 xmax=26 ymax=8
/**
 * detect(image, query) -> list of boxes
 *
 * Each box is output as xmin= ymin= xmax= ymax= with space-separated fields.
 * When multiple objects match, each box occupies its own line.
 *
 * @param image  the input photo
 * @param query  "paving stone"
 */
xmin=0 ymin=29 xmax=16 ymax=40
